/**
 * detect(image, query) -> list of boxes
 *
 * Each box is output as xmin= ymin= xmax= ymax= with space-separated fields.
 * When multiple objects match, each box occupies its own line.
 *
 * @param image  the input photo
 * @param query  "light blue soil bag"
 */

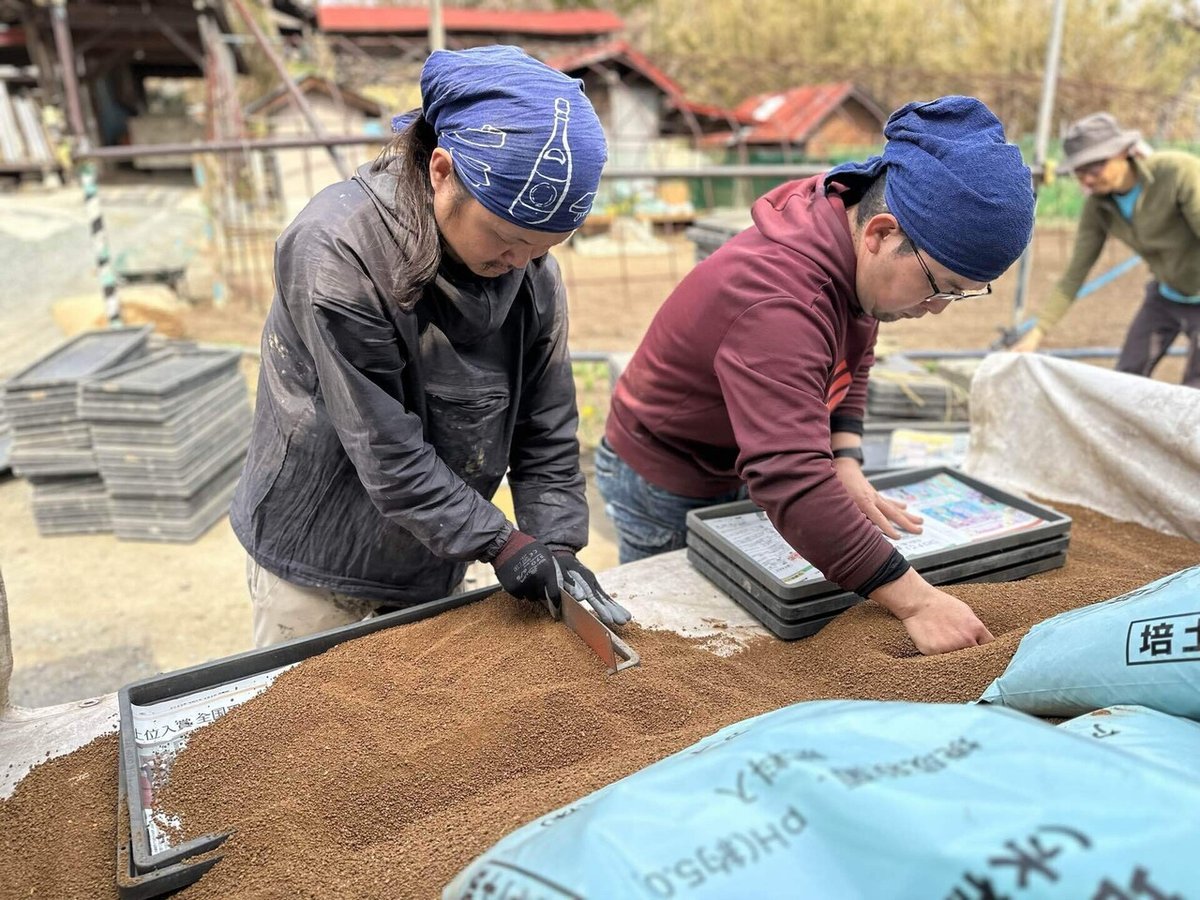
xmin=444 ymin=700 xmax=1200 ymax=900
xmin=1058 ymin=705 xmax=1200 ymax=781
xmin=980 ymin=565 xmax=1200 ymax=717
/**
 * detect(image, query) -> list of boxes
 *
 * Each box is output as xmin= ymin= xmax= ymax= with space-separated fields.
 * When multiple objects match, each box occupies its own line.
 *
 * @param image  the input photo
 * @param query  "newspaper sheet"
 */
xmin=886 ymin=429 xmax=971 ymax=469
xmin=129 ymin=663 xmax=297 ymax=853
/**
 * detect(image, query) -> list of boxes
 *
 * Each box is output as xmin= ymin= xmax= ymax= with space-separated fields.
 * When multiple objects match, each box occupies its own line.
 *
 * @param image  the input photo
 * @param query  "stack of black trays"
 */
xmin=685 ymin=467 xmax=1071 ymax=640
xmin=2 ymin=327 xmax=152 ymax=534
xmin=80 ymin=344 xmax=252 ymax=542
xmin=684 ymin=210 xmax=754 ymax=263
xmin=0 ymin=391 xmax=11 ymax=474
xmin=866 ymin=355 xmax=969 ymax=422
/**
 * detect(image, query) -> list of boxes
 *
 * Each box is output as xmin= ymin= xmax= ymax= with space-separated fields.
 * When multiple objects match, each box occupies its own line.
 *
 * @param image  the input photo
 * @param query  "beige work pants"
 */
xmin=247 ymin=556 xmax=471 ymax=648
xmin=247 ymin=556 xmax=383 ymax=648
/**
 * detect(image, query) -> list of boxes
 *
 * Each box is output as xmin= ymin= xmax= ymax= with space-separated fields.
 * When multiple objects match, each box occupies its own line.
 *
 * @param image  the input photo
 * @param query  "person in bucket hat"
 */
xmin=1013 ymin=112 xmax=1200 ymax=388
xmin=233 ymin=46 xmax=629 ymax=647
xmin=1062 ymin=112 xmax=1144 ymax=173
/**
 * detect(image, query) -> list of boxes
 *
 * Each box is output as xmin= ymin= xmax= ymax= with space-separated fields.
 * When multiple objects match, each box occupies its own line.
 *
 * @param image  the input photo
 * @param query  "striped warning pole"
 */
xmin=80 ymin=161 xmax=121 ymax=325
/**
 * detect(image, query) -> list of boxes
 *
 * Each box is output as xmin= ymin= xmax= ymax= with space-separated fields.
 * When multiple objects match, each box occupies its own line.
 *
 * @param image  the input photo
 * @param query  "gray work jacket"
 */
xmin=230 ymin=164 xmax=587 ymax=605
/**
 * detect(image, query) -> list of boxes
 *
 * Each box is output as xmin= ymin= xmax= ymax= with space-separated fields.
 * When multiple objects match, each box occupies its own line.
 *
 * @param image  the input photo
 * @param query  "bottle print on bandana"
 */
xmin=510 ymin=98 xmax=578 ymax=226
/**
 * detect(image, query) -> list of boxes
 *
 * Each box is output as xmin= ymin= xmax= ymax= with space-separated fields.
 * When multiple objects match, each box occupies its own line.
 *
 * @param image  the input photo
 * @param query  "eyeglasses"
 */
xmin=912 ymin=244 xmax=992 ymax=303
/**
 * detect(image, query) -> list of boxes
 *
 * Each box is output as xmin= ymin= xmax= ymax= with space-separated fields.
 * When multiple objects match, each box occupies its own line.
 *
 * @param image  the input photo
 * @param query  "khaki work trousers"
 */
xmin=247 ymin=556 xmax=383 ymax=648
xmin=247 ymin=556 xmax=471 ymax=648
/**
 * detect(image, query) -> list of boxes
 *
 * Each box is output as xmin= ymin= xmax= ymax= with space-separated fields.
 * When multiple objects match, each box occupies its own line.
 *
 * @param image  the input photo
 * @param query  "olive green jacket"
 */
xmin=1039 ymin=151 xmax=1200 ymax=330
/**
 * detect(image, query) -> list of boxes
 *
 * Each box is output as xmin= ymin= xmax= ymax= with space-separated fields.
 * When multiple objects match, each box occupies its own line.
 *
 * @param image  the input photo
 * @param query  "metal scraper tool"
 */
xmin=558 ymin=592 xmax=640 ymax=675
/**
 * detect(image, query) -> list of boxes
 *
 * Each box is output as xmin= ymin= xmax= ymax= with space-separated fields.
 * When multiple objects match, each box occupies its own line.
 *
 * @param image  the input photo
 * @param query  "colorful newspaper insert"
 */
xmin=886 ymin=429 xmax=970 ymax=468
xmin=880 ymin=473 xmax=1042 ymax=541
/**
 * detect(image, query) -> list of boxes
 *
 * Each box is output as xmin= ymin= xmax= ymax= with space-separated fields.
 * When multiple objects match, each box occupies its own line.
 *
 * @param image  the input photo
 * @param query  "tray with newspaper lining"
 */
xmin=689 ymin=540 xmax=1067 ymax=640
xmin=116 ymin=586 xmax=498 ymax=898
xmin=685 ymin=467 xmax=1070 ymax=632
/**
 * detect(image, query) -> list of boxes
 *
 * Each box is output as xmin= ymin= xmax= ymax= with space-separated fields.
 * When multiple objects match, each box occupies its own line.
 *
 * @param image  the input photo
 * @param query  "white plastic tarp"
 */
xmin=965 ymin=353 xmax=1200 ymax=541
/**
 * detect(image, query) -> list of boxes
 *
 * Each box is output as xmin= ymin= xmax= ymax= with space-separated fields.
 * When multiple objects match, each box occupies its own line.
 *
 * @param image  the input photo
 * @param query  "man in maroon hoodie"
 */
xmin=598 ymin=96 xmax=1035 ymax=655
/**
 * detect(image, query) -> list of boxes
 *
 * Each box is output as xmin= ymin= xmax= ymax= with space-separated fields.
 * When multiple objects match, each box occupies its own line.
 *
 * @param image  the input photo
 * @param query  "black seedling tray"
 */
xmin=82 ymin=345 xmax=240 ymax=398
xmin=693 ymin=548 xmax=1067 ymax=640
xmin=88 ymin=375 xmax=247 ymax=435
xmin=116 ymin=765 xmax=223 ymax=900
xmin=688 ymin=532 xmax=1070 ymax=620
xmin=3 ymin=326 xmax=151 ymax=389
xmin=82 ymin=374 xmax=245 ymax=424
xmin=687 ymin=552 xmax=843 ymax=639
xmin=685 ymin=467 xmax=1071 ymax=604
xmin=96 ymin=410 xmax=250 ymax=476
xmin=111 ymin=480 xmax=238 ymax=542
xmin=116 ymin=585 xmax=499 ymax=898
xmin=861 ymin=420 xmax=970 ymax=473
xmin=105 ymin=448 xmax=247 ymax=501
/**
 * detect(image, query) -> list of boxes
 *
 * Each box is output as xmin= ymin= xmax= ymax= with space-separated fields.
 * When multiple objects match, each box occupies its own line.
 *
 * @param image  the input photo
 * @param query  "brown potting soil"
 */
xmin=0 ymin=732 xmax=120 ymax=900
xmin=2 ymin=504 xmax=1197 ymax=900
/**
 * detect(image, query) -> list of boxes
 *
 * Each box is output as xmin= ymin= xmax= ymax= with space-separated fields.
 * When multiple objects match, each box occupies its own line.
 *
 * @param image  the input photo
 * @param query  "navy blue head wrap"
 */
xmin=392 ymin=45 xmax=607 ymax=233
xmin=825 ymin=96 xmax=1034 ymax=282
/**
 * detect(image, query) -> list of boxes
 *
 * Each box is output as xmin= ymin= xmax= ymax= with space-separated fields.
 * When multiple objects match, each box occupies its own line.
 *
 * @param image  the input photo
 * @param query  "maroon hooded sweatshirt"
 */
xmin=606 ymin=174 xmax=900 ymax=594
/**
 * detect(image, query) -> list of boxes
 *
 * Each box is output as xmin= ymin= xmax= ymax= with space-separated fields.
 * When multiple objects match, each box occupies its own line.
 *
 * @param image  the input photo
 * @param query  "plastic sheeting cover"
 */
xmin=964 ymin=353 xmax=1200 ymax=541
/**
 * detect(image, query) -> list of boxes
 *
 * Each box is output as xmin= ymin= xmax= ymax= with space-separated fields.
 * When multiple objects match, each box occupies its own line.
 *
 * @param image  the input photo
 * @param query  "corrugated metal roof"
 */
xmin=732 ymin=81 xmax=886 ymax=144
xmin=0 ymin=27 xmax=26 ymax=49
xmin=317 ymin=6 xmax=624 ymax=36
xmin=546 ymin=40 xmax=682 ymax=98
xmin=545 ymin=40 xmax=736 ymax=124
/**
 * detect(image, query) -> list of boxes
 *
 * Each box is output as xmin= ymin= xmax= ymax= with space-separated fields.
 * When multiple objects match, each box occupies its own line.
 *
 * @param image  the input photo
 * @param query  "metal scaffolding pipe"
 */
xmin=224 ymin=0 xmax=351 ymax=179
xmin=76 ymin=137 xmax=830 ymax=180
xmin=47 ymin=1 xmax=122 ymax=323
xmin=48 ymin=0 xmax=86 ymax=143
xmin=903 ymin=346 xmax=1186 ymax=361
xmin=76 ymin=134 xmax=385 ymax=160
xmin=1012 ymin=0 xmax=1069 ymax=328
xmin=429 ymin=0 xmax=445 ymax=51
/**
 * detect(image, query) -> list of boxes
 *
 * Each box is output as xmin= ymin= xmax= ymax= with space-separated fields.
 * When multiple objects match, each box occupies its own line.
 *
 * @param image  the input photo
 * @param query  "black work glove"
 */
xmin=492 ymin=531 xmax=561 ymax=614
xmin=555 ymin=552 xmax=633 ymax=627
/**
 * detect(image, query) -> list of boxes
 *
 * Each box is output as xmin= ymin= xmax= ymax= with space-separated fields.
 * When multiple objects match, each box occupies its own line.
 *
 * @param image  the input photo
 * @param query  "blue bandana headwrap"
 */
xmin=825 ymin=96 xmax=1034 ymax=283
xmin=392 ymin=45 xmax=607 ymax=233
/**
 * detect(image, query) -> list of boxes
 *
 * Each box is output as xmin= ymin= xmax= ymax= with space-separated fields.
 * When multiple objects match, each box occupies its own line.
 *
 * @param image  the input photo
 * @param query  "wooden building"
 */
xmin=545 ymin=39 xmax=735 ymax=168
xmin=4 ymin=0 xmax=241 ymax=154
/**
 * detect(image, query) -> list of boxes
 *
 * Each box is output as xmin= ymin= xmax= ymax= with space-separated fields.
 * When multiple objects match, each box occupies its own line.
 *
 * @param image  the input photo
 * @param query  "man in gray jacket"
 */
xmin=232 ymin=46 xmax=628 ymax=646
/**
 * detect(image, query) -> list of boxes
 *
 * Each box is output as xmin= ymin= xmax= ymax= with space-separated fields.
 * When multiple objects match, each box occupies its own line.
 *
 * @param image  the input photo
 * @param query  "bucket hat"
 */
xmin=1063 ymin=113 xmax=1142 ymax=171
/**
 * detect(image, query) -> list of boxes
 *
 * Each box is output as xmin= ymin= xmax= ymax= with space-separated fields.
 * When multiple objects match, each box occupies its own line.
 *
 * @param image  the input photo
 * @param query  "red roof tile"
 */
xmin=732 ymin=81 xmax=885 ymax=144
xmin=546 ymin=40 xmax=736 ymax=123
xmin=0 ymin=27 xmax=26 ymax=48
xmin=317 ymin=6 xmax=624 ymax=36
xmin=546 ymin=40 xmax=681 ymax=98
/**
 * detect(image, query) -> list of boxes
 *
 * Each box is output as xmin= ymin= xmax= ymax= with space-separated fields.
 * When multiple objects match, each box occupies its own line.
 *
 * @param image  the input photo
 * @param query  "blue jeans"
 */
xmin=595 ymin=438 xmax=747 ymax=564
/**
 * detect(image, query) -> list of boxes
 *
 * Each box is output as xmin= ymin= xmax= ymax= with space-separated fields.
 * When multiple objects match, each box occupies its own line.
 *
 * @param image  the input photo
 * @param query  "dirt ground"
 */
xmin=0 ymin=219 xmax=1189 ymax=707
xmin=181 ymin=223 xmax=1188 ymax=366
